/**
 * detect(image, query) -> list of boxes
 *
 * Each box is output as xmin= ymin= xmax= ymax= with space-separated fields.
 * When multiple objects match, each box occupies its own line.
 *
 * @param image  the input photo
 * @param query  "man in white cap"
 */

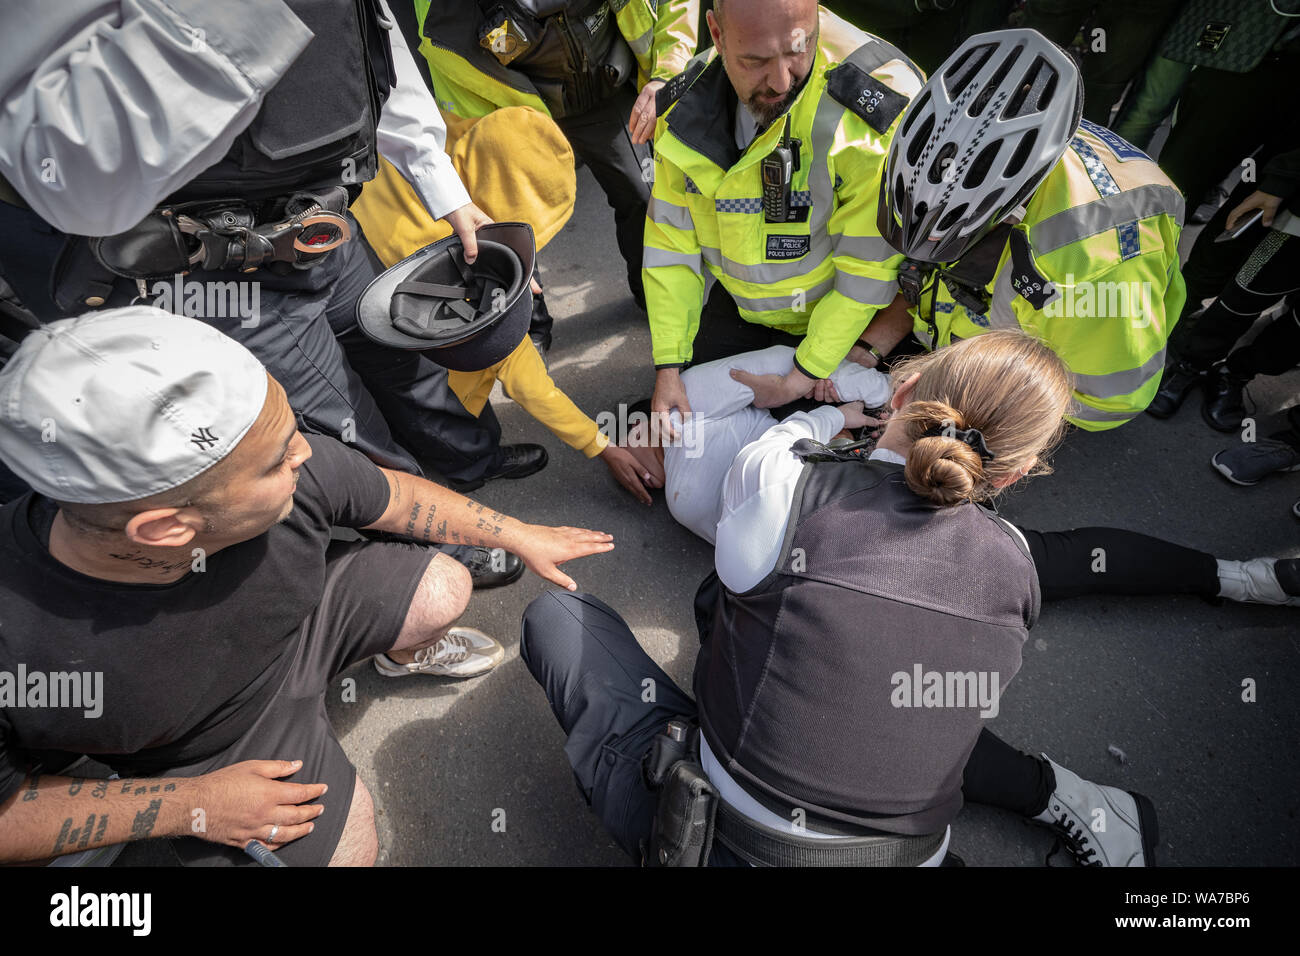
xmin=0 ymin=306 xmax=615 ymax=867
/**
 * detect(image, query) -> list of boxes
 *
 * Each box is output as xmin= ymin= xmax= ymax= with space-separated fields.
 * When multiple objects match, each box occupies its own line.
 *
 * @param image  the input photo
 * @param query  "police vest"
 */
xmin=694 ymin=457 xmax=1037 ymax=836
xmin=418 ymin=0 xmax=633 ymax=120
xmin=170 ymin=0 xmax=395 ymax=203
xmin=644 ymin=9 xmax=923 ymax=380
xmin=913 ymin=120 xmax=1187 ymax=431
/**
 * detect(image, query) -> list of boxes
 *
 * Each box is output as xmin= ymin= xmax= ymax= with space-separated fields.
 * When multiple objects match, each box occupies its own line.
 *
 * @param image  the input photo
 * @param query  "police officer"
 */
xmin=646 ymin=0 xmax=923 ymax=428
xmin=0 ymin=0 xmax=546 ymax=494
xmin=409 ymin=0 xmax=701 ymax=319
xmin=859 ymin=28 xmax=1187 ymax=432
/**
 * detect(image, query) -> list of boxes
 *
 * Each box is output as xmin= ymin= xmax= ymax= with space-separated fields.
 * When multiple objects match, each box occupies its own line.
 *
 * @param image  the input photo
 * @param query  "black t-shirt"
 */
xmin=0 ymin=435 xmax=390 ymax=802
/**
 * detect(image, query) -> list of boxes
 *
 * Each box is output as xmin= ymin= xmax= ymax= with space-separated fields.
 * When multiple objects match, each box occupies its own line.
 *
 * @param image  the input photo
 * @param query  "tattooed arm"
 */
xmin=363 ymin=468 xmax=615 ymax=591
xmin=0 ymin=760 xmax=326 ymax=864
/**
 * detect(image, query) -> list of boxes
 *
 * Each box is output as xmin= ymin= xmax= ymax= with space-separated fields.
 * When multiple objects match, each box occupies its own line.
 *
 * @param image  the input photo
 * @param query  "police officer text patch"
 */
xmin=825 ymin=62 xmax=909 ymax=134
xmin=767 ymin=235 xmax=811 ymax=259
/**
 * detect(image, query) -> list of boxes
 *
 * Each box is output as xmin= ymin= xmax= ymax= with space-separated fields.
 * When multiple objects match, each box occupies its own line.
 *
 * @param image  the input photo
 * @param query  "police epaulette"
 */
xmin=824 ymin=40 xmax=916 ymax=135
xmin=655 ymin=56 xmax=709 ymax=116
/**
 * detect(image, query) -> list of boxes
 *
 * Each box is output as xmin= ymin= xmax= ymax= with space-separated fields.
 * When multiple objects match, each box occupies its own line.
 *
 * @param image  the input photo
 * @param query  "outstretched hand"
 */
xmin=514 ymin=525 xmax=615 ymax=592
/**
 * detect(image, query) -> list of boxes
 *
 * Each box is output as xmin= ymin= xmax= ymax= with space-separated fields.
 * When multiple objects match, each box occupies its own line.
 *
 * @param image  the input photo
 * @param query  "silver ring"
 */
xmin=268 ymin=825 xmax=279 ymax=843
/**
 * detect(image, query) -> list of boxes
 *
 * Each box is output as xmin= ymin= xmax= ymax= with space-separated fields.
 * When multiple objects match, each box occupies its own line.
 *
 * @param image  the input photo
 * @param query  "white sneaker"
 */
xmin=1216 ymin=558 xmax=1300 ymax=607
xmin=373 ymin=627 xmax=505 ymax=679
xmin=1033 ymin=756 xmax=1158 ymax=867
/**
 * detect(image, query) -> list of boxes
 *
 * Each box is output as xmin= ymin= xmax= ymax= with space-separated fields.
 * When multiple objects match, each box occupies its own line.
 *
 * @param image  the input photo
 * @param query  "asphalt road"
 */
xmin=120 ymin=166 xmax=1300 ymax=867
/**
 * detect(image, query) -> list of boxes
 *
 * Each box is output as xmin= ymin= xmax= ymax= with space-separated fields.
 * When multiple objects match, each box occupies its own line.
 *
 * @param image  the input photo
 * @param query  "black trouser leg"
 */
xmin=689 ymin=283 xmax=804 ymax=366
xmin=520 ymin=591 xmax=697 ymax=861
xmin=557 ymin=87 xmax=651 ymax=310
xmin=1227 ymin=304 xmax=1300 ymax=380
xmin=1175 ymin=228 xmax=1300 ymax=374
xmin=1017 ymin=526 xmax=1219 ymax=601
xmin=1157 ymin=53 xmax=1300 ymax=208
xmin=961 ymin=729 xmax=1055 ymax=817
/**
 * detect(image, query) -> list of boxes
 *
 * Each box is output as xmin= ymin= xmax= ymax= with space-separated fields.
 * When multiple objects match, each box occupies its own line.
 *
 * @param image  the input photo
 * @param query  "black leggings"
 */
xmin=961 ymin=526 xmax=1219 ymax=814
xmin=1019 ymin=526 xmax=1220 ymax=602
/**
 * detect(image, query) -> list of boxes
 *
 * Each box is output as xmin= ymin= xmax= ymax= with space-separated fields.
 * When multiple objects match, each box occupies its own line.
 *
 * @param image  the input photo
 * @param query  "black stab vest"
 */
xmin=694 ymin=458 xmax=1039 ymax=836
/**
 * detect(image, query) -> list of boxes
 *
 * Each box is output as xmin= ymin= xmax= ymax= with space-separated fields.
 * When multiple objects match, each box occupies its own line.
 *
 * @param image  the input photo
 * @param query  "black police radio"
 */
xmin=761 ymin=115 xmax=800 ymax=223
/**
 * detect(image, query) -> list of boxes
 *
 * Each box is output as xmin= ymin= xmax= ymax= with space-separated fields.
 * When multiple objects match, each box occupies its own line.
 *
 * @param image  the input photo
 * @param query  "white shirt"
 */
xmin=662 ymin=345 xmax=891 ymax=545
xmin=0 ymin=0 xmax=468 ymax=236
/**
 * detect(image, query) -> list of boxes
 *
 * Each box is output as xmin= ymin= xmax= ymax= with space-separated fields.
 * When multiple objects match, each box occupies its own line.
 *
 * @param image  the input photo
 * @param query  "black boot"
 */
xmin=449 ymin=443 xmax=549 ymax=493
xmin=1202 ymin=364 xmax=1251 ymax=432
xmin=1145 ymin=358 xmax=1205 ymax=419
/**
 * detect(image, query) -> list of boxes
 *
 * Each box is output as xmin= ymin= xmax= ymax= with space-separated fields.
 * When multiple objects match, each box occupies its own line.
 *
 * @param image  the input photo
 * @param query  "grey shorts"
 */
xmin=167 ymin=538 xmax=436 ymax=867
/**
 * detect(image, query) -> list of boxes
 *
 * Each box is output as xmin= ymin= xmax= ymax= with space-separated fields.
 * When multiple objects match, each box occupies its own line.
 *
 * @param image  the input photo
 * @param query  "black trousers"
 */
xmin=556 ymin=85 xmax=651 ymax=309
xmin=520 ymin=522 xmax=1219 ymax=864
xmin=1020 ymin=0 xmax=1184 ymax=125
xmin=0 ymin=202 xmax=505 ymax=486
xmin=1170 ymin=213 xmax=1300 ymax=380
xmin=520 ymin=591 xmax=1052 ymax=865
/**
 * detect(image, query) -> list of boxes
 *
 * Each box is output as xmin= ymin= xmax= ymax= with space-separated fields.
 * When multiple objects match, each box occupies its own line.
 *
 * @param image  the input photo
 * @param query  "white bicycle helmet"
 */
xmin=878 ymin=29 xmax=1083 ymax=265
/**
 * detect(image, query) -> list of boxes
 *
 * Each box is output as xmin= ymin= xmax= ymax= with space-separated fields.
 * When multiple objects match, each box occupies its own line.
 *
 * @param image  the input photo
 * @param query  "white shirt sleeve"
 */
xmin=374 ymin=0 xmax=471 ymax=222
xmin=827 ymin=362 xmax=892 ymax=407
xmin=714 ymin=407 xmax=846 ymax=593
xmin=0 ymin=0 xmax=314 ymax=236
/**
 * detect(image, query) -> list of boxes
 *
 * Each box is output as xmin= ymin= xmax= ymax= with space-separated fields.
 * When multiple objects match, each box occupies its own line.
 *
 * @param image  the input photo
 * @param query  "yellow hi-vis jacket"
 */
xmin=644 ymin=9 xmax=923 ymax=379
xmin=412 ymin=0 xmax=699 ymax=120
xmin=914 ymin=119 xmax=1187 ymax=431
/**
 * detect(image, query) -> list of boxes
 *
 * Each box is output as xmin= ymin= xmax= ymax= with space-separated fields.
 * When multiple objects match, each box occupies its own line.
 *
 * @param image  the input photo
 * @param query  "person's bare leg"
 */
xmin=327 ymin=774 xmax=377 ymax=867
xmin=385 ymin=551 xmax=472 ymax=664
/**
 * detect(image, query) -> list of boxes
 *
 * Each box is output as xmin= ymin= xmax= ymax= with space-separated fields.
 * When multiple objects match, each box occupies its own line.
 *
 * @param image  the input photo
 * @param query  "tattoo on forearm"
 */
xmin=91 ymin=779 xmax=108 ymax=799
xmin=405 ymin=503 xmax=422 ymax=538
xmin=67 ymin=779 xmax=82 ymax=797
xmin=420 ymin=504 xmax=437 ymax=541
xmin=52 ymin=812 xmax=104 ymax=854
xmin=130 ymin=799 xmax=162 ymax=840
xmin=22 ymin=775 xmax=40 ymax=802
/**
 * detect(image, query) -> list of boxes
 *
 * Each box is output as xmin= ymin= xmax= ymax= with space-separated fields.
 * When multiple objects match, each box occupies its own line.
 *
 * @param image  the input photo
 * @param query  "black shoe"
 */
xmin=445 ymin=545 xmax=525 ymax=589
xmin=449 ymin=443 xmax=549 ymax=493
xmin=1145 ymin=358 xmax=1204 ymax=419
xmin=1202 ymin=364 xmax=1251 ymax=432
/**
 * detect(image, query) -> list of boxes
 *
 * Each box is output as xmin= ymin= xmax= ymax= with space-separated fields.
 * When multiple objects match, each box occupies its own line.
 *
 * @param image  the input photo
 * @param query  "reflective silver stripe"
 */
xmin=834 ymin=270 xmax=895 ymax=306
xmin=1070 ymin=403 xmax=1136 ymax=424
xmin=627 ymin=27 xmax=653 ymax=57
xmin=832 ymin=234 xmax=897 ymax=261
xmin=643 ymin=247 xmax=701 ymax=272
xmin=1072 ymin=348 xmax=1165 ymax=399
xmin=1030 ymin=184 xmax=1185 ymax=254
xmin=649 ymin=196 xmax=693 ymax=230
xmin=701 ymin=241 xmax=832 ymax=284
xmin=732 ymin=277 xmax=834 ymax=312
xmin=986 ymin=266 xmax=1032 ymax=329
xmin=806 ymin=91 xmax=843 ymax=239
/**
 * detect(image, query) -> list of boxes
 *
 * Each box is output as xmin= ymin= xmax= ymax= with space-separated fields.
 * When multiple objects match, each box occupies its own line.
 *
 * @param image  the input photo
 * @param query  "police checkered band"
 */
xmin=684 ymin=175 xmax=700 ymax=194
xmin=713 ymin=192 xmax=811 ymax=215
xmin=715 ymin=197 xmax=764 ymax=214
xmin=1071 ymin=135 xmax=1142 ymax=263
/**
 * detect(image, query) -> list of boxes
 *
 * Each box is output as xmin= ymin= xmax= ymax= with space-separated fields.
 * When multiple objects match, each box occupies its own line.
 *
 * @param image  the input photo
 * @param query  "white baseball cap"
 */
xmin=0 ymin=307 xmax=269 ymax=504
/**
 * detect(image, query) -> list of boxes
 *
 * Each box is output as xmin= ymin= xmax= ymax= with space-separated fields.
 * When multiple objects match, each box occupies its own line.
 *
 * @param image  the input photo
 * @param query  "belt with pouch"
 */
xmin=641 ymin=720 xmax=946 ymax=867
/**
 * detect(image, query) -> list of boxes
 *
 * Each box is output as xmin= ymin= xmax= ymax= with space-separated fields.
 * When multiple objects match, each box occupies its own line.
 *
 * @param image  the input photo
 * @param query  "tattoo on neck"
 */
xmin=107 ymin=552 xmax=194 ymax=574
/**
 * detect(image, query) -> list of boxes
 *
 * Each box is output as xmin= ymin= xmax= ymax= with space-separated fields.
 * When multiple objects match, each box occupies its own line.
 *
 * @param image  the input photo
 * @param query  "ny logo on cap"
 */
xmin=190 ymin=427 xmax=220 ymax=451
